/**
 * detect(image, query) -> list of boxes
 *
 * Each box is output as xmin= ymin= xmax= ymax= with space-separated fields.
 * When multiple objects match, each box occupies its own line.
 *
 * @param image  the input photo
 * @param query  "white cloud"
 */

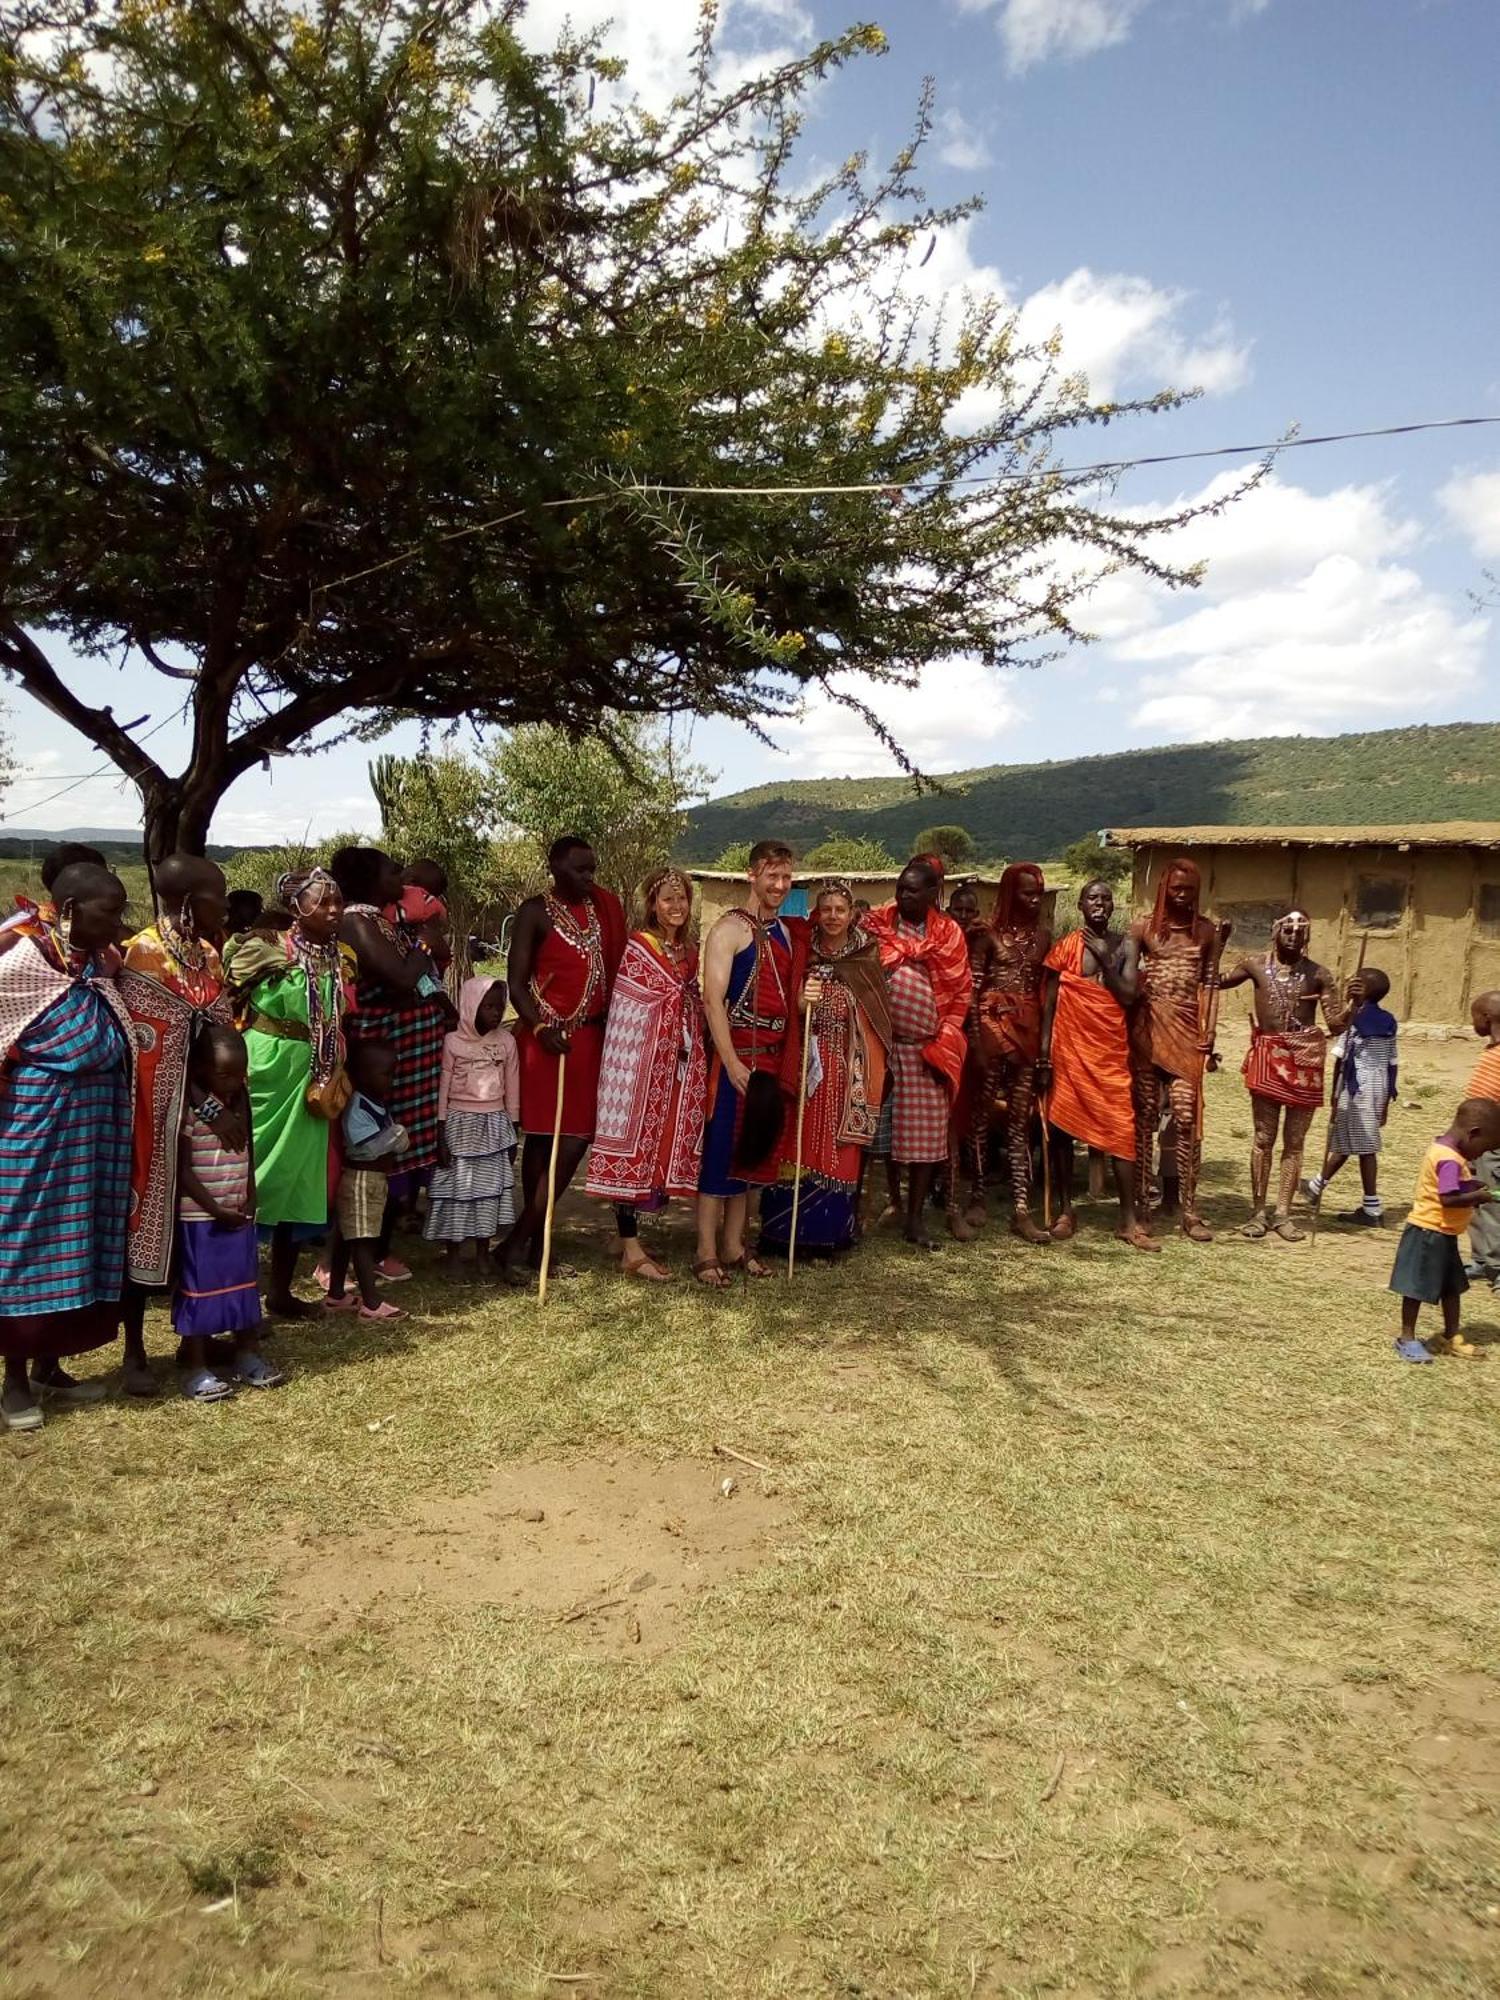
xmin=1016 ymin=268 xmax=1249 ymax=399
xmin=933 ymin=107 xmax=993 ymax=171
xmin=1438 ymin=469 xmax=1500 ymax=562
xmin=964 ymin=0 xmax=1270 ymax=74
xmin=768 ymin=658 xmax=1025 ymax=776
xmin=1074 ymin=472 xmax=1489 ymax=738
xmin=516 ymin=0 xmax=809 ymax=111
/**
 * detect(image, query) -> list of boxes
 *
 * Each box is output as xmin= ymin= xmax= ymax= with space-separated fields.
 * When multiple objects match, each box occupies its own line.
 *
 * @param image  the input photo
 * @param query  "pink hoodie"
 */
xmin=438 ymin=976 xmax=519 ymax=1121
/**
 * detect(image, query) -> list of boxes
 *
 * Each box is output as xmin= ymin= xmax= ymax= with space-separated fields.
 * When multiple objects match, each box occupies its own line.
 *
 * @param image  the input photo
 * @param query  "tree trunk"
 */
xmin=140 ymin=776 xmax=220 ymax=863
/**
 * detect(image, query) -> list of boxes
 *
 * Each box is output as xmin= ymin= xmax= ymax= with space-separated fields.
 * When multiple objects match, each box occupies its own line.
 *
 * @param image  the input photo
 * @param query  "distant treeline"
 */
xmin=679 ymin=722 xmax=1500 ymax=864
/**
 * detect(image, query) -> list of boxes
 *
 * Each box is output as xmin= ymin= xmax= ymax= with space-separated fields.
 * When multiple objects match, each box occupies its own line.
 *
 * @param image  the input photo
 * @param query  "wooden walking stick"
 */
xmin=538 ymin=1051 xmax=567 ymax=1307
xmin=787 ymin=999 xmax=815 ymax=1281
xmin=1309 ymin=930 xmax=1368 ymax=1247
xmin=1038 ymin=1078 xmax=1054 ymax=1231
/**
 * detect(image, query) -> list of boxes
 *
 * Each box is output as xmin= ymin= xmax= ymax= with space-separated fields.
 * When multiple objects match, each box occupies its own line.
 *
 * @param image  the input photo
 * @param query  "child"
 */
xmin=1389 ymin=1097 xmax=1500 ymax=1363
xmin=326 ymin=1040 xmax=410 ymax=1320
xmin=174 ymin=1023 xmax=284 ymax=1400
xmin=1305 ymin=968 xmax=1399 ymax=1225
xmin=425 ymin=977 xmax=519 ymax=1276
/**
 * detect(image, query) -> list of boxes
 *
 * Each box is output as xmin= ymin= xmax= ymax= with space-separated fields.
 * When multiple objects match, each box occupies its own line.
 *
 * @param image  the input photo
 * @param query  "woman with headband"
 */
xmin=224 ymin=868 xmax=351 ymax=1316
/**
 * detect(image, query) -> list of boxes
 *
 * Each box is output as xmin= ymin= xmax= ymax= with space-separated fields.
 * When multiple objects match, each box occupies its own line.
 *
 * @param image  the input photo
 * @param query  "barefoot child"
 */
xmin=1390 ymin=1097 xmax=1500 ymax=1363
xmin=425 ymin=977 xmax=518 ymax=1276
xmin=174 ymin=1024 xmax=284 ymax=1400
xmin=1305 ymin=968 xmax=1399 ymax=1225
xmin=326 ymin=1040 xmax=410 ymax=1321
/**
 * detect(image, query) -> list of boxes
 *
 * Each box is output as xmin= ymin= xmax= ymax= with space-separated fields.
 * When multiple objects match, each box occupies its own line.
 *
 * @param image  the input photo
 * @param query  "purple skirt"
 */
xmin=172 ymin=1218 xmax=262 ymax=1338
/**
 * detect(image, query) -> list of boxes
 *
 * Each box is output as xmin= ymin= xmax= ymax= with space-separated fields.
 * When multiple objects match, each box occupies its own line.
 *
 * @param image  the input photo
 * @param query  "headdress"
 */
xmin=1148 ymin=856 xmax=1202 ymax=943
xmin=992 ymin=862 xmax=1045 ymax=930
xmin=817 ymin=876 xmax=855 ymax=903
xmin=278 ymin=865 xmax=339 ymax=915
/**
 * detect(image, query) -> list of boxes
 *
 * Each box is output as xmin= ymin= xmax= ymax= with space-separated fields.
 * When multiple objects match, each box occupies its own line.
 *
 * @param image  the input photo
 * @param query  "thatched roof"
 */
xmin=687 ymin=867 xmax=1011 ymax=885
xmin=1105 ymin=823 xmax=1500 ymax=851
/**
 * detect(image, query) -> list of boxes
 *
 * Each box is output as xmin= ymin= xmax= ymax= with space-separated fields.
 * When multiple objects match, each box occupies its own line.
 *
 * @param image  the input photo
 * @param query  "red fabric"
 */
xmin=864 ymin=904 xmax=970 ymax=1100
xmin=516 ymin=887 xmax=626 ymax=1139
xmin=585 ymin=932 xmax=707 ymax=1203
xmin=1242 ymin=1024 xmax=1326 ymax=1108
xmin=1043 ymin=931 xmax=1135 ymax=1161
xmin=991 ymin=863 xmax=1045 ymax=931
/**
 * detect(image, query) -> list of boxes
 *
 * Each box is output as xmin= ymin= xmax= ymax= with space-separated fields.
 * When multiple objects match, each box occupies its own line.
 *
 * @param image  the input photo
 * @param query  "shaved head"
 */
xmin=51 ymin=862 xmax=123 ymax=908
xmin=1474 ymin=989 xmax=1500 ymax=1027
xmin=153 ymin=853 xmax=225 ymax=903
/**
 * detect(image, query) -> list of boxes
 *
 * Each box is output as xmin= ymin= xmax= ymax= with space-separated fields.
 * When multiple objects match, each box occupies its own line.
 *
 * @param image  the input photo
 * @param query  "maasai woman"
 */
xmin=224 ymin=869 xmax=349 ymax=1316
xmin=118 ymin=853 xmax=233 ymax=1397
xmin=943 ymin=881 xmax=1006 ymax=1241
xmin=864 ymin=859 xmax=971 ymax=1250
xmin=0 ymin=863 xmax=134 ymax=1433
xmin=331 ymin=846 xmax=452 ymax=1278
xmin=760 ymin=879 xmax=890 ymax=1258
xmin=585 ymin=867 xmax=708 ymax=1282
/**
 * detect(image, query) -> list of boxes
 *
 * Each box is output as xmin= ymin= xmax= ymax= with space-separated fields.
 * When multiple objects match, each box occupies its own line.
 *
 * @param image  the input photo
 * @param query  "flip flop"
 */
xmin=1272 ymin=1217 xmax=1306 ymax=1243
xmin=623 ymin=1257 xmax=673 ymax=1282
xmin=359 ymin=1300 xmax=406 ymax=1322
xmin=1240 ymin=1216 xmax=1269 ymax=1240
xmin=231 ymin=1352 xmax=286 ymax=1389
xmin=725 ymin=1253 xmax=773 ymax=1280
xmin=374 ymin=1257 xmax=413 ymax=1283
xmin=1393 ymin=1337 xmax=1434 ymax=1365
xmin=181 ymin=1367 xmax=236 ymax=1403
xmin=692 ymin=1257 xmax=729 ymax=1289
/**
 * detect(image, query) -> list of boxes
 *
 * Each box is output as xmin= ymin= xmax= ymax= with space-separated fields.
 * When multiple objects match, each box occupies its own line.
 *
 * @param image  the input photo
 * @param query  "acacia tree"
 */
xmin=0 ymin=0 xmax=1240 ymax=861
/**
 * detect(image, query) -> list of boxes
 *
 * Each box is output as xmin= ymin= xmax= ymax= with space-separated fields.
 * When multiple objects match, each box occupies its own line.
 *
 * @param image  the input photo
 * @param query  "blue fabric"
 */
xmin=698 ymin=932 xmax=762 ymax=1199
xmin=781 ymin=888 xmax=809 ymax=919
xmin=759 ymin=1181 xmax=856 ymax=1252
xmin=0 ymin=985 xmax=130 ymax=1319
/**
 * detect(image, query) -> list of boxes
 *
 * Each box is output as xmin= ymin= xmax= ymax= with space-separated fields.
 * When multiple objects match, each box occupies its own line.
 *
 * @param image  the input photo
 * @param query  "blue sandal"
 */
xmin=231 ymin=1351 xmax=285 ymax=1389
xmin=181 ymin=1367 xmax=236 ymax=1402
xmin=1393 ymin=1337 xmax=1434 ymax=1365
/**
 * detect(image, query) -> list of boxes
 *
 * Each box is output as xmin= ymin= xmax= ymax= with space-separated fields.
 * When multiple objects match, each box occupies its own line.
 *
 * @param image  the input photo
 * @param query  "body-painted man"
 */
xmin=1219 ymin=909 xmax=1348 ymax=1241
xmin=943 ymin=881 xmax=1003 ymax=1239
xmin=1130 ymin=858 xmax=1227 ymax=1244
xmin=983 ymin=864 xmax=1052 ymax=1244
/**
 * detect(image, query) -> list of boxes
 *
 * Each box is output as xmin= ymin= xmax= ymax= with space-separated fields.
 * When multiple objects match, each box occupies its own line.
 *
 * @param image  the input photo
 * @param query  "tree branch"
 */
xmin=0 ymin=621 xmax=168 ymax=789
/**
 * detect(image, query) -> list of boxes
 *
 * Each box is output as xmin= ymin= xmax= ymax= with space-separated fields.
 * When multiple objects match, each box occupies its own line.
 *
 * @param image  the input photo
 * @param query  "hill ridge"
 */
xmin=679 ymin=722 xmax=1500 ymax=864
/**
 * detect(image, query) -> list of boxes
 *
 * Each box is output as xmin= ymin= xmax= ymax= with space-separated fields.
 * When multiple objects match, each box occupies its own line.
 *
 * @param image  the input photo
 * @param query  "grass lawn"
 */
xmin=3 ymin=1024 xmax=1499 ymax=1997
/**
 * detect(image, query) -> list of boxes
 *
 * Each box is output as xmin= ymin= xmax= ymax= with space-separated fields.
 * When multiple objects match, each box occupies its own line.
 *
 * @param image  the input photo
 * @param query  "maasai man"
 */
xmin=0 ymin=864 xmax=134 ymax=1432
xmin=981 ymin=863 xmax=1053 ymax=1244
xmin=1220 ymin=910 xmax=1348 ymax=1242
xmin=865 ymin=858 xmax=970 ymax=1251
xmin=497 ymin=836 xmax=626 ymax=1283
xmin=944 ymin=881 xmax=1004 ymax=1240
xmin=695 ymin=840 xmax=808 ymax=1284
xmin=1461 ymin=989 xmax=1500 ymax=1287
xmin=118 ymin=854 xmax=234 ymax=1396
xmin=1130 ymin=858 xmax=1227 ymax=1244
xmin=1039 ymin=879 xmax=1158 ymax=1251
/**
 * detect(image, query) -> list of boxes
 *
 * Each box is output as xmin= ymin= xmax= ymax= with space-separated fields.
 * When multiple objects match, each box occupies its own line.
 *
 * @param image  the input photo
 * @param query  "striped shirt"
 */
xmin=1469 ymin=1043 xmax=1500 ymax=1105
xmin=179 ymin=1108 xmax=250 ymax=1220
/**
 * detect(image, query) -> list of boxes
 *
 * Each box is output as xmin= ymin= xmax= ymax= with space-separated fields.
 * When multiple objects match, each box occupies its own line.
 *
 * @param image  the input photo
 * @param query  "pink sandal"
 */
xmin=359 ymin=1299 xmax=405 ymax=1322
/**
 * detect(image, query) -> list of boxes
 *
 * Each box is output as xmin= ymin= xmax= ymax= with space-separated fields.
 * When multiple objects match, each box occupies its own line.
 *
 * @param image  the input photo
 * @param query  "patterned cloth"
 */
xmin=698 ymin=916 xmax=807 ymax=1198
xmin=343 ymin=905 xmax=448 ymax=1178
xmin=120 ymin=925 xmax=231 ymax=1287
xmin=516 ymin=890 xmax=627 ymax=1139
xmin=0 ymin=975 xmax=132 ymax=1360
xmin=1242 ymin=1023 xmax=1326 ymax=1108
xmin=425 ymin=1109 xmax=518 ymax=1242
xmin=862 ymin=904 xmax=970 ymax=1100
xmin=225 ymin=933 xmax=342 ymax=1228
xmin=886 ymin=947 xmax=950 ymax=1165
xmin=586 ymin=932 xmax=707 ymax=1207
xmin=1328 ymin=1005 xmax=1398 ymax=1156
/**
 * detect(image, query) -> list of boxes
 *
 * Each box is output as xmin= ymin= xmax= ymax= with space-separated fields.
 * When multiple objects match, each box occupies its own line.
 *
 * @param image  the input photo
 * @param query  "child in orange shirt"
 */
xmin=1390 ymin=1098 xmax=1500 ymax=1362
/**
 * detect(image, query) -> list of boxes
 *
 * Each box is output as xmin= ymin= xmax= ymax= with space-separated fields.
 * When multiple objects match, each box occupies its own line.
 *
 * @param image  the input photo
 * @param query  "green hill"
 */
xmin=680 ymin=722 xmax=1500 ymax=864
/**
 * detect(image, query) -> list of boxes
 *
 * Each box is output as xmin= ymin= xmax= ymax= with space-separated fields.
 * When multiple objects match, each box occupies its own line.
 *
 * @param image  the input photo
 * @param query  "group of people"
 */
xmin=3 ymin=832 xmax=1499 ymax=1427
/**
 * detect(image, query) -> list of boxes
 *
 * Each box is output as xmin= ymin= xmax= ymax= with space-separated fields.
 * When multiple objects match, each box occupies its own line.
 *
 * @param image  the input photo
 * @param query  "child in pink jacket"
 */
xmin=424 ymin=977 xmax=519 ymax=1276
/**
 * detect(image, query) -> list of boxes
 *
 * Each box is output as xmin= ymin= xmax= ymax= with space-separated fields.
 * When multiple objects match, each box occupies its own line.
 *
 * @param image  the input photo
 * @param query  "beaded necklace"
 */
xmin=537 ymin=893 xmax=605 ymax=1029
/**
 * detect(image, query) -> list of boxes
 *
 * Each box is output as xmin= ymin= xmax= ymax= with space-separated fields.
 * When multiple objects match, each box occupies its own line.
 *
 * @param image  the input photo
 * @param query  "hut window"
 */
xmin=1215 ymin=901 xmax=1282 ymax=956
xmin=1354 ymin=875 xmax=1405 ymax=931
xmin=1478 ymin=883 xmax=1500 ymax=938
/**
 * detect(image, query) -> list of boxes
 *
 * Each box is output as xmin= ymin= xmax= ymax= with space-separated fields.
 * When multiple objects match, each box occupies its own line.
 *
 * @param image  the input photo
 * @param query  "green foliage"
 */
xmin=680 ymin=723 xmax=1500 ymax=864
xmin=1060 ymin=836 xmax=1131 ymax=885
xmin=801 ymin=835 xmax=898 ymax=873
xmin=369 ymin=751 xmax=499 ymax=959
xmin=0 ymin=0 xmax=1226 ymax=859
xmin=710 ymin=843 xmax=753 ymax=873
xmin=219 ymin=833 xmax=368 ymax=907
xmin=489 ymin=719 xmax=708 ymax=901
xmin=913 ymin=823 xmax=975 ymax=866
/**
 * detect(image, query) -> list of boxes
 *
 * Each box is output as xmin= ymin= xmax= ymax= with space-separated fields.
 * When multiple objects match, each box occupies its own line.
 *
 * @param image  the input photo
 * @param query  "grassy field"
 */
xmin=4 ymin=1024 xmax=1500 ymax=1997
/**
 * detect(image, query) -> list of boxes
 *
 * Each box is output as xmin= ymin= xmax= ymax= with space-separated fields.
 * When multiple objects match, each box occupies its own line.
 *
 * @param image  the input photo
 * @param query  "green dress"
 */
xmin=227 ymin=941 xmax=339 ymax=1228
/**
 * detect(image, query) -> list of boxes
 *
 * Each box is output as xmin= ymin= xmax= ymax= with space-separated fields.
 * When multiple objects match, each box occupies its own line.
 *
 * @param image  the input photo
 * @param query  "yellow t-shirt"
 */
xmin=1409 ymin=1141 xmax=1470 ymax=1235
xmin=1469 ymin=1043 xmax=1500 ymax=1105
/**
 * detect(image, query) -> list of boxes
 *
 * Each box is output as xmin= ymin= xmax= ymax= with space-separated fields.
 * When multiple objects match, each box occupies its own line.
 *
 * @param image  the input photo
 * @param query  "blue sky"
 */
xmin=7 ymin=0 xmax=1498 ymax=842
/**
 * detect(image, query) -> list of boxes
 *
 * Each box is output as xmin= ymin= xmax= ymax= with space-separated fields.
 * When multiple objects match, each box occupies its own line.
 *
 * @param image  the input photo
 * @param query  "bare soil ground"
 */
xmin=3 ymin=1023 xmax=1499 ymax=1996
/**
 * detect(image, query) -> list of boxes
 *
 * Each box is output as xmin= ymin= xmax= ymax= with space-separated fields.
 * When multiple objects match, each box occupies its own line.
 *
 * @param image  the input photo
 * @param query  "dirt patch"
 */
xmin=279 ymin=1454 xmax=790 ymax=1657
